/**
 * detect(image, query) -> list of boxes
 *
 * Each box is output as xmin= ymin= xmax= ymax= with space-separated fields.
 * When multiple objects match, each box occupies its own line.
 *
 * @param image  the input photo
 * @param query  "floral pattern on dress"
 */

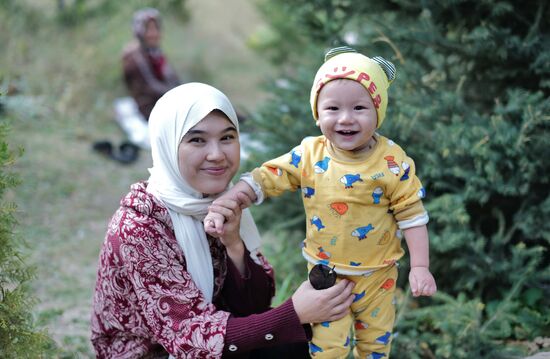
xmin=92 ymin=181 xmax=268 ymax=359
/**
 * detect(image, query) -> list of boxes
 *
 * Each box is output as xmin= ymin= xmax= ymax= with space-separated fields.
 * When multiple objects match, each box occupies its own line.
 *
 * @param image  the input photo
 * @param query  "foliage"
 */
xmin=249 ymin=0 xmax=550 ymax=356
xmin=0 ymin=0 xmax=190 ymax=27
xmin=56 ymin=0 xmax=119 ymax=26
xmin=56 ymin=0 xmax=190 ymax=26
xmin=0 ymin=95 xmax=55 ymax=356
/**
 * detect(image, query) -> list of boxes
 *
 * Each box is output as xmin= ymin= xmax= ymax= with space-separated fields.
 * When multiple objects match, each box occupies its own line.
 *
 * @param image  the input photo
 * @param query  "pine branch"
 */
xmin=480 ymin=262 xmax=534 ymax=334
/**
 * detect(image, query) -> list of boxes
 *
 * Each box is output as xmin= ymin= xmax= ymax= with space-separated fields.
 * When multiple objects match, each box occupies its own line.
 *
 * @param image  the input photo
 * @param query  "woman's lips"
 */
xmin=203 ymin=167 xmax=227 ymax=175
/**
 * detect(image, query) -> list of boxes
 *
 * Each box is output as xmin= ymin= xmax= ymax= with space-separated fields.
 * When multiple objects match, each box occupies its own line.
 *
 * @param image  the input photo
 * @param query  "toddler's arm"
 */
xmin=204 ymin=181 xmax=257 ymax=236
xmin=403 ymin=225 xmax=437 ymax=297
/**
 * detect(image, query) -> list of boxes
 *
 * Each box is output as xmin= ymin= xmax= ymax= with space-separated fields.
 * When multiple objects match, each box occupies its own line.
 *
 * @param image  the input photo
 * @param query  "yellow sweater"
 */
xmin=251 ymin=134 xmax=428 ymax=274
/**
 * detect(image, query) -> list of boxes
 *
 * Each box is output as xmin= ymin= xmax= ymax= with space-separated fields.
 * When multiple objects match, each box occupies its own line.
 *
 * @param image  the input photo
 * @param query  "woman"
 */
xmin=122 ymin=7 xmax=180 ymax=120
xmin=91 ymin=83 xmax=355 ymax=358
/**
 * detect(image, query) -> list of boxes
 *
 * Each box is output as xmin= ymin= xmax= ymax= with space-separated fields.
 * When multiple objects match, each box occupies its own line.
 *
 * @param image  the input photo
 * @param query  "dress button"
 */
xmin=265 ymin=333 xmax=274 ymax=341
xmin=228 ymin=344 xmax=238 ymax=352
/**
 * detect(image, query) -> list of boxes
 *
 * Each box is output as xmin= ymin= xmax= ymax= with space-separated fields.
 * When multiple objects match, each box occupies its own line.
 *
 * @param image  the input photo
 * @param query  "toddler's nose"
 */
xmin=337 ymin=112 xmax=354 ymax=125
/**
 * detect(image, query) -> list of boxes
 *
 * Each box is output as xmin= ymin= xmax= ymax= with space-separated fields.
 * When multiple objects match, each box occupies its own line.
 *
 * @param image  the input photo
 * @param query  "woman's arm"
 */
xmin=223 ymin=298 xmax=308 ymax=355
xmin=121 ymin=216 xmax=354 ymax=357
xmin=222 ymin=279 xmax=355 ymax=356
xmin=207 ymin=193 xmax=355 ymax=354
xmin=218 ymin=249 xmax=275 ymax=317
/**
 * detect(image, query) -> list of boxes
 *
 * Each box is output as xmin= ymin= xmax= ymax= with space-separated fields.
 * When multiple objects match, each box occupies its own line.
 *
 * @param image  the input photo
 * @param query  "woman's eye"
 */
xmin=221 ymin=134 xmax=236 ymax=141
xmin=188 ymin=137 xmax=205 ymax=143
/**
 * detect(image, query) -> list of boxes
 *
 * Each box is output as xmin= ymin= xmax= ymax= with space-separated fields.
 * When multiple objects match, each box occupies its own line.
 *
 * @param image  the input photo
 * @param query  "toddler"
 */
xmin=206 ymin=46 xmax=437 ymax=358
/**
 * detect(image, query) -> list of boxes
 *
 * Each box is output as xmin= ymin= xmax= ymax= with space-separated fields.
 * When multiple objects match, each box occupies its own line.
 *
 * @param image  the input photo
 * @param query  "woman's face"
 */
xmin=143 ymin=19 xmax=161 ymax=48
xmin=178 ymin=111 xmax=240 ymax=196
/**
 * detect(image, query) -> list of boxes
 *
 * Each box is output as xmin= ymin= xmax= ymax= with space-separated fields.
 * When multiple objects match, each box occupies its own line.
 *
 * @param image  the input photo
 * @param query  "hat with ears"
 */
xmin=310 ymin=46 xmax=396 ymax=128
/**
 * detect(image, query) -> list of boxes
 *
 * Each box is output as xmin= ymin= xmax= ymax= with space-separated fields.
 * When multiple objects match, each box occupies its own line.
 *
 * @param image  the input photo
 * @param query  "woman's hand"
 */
xmin=292 ymin=279 xmax=355 ymax=324
xmin=409 ymin=266 xmax=437 ymax=297
xmin=206 ymin=197 xmax=243 ymax=247
xmin=204 ymin=192 xmax=253 ymax=237
xmin=205 ymin=193 xmax=252 ymax=275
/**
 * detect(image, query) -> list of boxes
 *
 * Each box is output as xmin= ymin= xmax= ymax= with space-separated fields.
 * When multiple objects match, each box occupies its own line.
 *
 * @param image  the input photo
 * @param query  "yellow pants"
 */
xmin=308 ymin=265 xmax=398 ymax=359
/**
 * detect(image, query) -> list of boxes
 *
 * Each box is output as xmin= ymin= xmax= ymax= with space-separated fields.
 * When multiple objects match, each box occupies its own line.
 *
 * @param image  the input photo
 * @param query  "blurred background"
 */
xmin=0 ymin=0 xmax=548 ymax=358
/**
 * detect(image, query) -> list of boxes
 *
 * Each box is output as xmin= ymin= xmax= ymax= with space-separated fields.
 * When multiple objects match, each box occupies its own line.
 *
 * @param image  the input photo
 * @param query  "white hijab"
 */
xmin=146 ymin=82 xmax=261 ymax=302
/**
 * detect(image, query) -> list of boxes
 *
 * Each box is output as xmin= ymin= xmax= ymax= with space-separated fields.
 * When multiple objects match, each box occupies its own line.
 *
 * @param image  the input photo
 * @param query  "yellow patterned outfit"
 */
xmin=250 ymin=134 xmax=428 ymax=358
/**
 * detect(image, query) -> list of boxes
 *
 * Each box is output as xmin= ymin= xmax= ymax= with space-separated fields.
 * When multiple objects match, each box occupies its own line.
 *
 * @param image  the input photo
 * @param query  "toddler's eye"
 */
xmin=354 ymin=105 xmax=366 ymax=110
xmin=327 ymin=106 xmax=339 ymax=111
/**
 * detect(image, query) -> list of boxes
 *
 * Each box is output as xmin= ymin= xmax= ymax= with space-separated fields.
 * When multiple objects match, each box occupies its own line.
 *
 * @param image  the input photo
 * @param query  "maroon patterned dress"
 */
xmin=91 ymin=182 xmax=309 ymax=358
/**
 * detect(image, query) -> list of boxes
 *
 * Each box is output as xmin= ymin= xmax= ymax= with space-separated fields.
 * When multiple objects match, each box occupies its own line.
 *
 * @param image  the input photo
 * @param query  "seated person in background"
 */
xmin=122 ymin=7 xmax=180 ymax=121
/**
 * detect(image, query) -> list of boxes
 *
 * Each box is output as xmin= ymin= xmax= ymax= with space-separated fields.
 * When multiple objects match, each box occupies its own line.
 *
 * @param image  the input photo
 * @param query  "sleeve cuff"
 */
xmin=223 ymin=298 xmax=308 ymax=355
xmin=397 ymin=212 xmax=429 ymax=229
xmin=240 ymin=172 xmax=264 ymax=205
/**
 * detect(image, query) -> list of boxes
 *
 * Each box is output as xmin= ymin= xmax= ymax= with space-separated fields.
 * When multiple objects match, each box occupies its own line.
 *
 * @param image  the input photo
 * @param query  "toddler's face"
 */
xmin=316 ymin=79 xmax=378 ymax=153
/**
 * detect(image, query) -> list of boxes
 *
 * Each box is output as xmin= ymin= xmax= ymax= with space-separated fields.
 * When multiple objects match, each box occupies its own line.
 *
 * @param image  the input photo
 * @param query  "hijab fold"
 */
xmin=146 ymin=83 xmax=261 ymax=302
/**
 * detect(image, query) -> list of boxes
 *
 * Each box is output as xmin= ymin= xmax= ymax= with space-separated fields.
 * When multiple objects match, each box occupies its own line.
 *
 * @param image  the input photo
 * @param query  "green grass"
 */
xmin=1 ymin=0 xmax=274 ymax=356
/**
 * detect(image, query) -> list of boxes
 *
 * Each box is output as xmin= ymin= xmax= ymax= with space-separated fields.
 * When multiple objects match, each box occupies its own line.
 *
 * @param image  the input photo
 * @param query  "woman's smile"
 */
xmin=202 ymin=166 xmax=229 ymax=176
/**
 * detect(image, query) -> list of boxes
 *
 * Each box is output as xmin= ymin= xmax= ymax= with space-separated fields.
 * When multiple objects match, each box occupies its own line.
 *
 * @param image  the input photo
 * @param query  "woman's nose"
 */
xmin=206 ymin=143 xmax=224 ymax=161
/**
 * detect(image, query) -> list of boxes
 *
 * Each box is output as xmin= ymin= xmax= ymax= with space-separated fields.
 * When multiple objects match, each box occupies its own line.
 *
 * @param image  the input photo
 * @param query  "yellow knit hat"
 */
xmin=310 ymin=46 xmax=396 ymax=128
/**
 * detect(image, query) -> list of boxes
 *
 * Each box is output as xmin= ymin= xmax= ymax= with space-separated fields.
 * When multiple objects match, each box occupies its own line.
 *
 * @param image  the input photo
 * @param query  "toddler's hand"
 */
xmin=409 ymin=266 xmax=437 ymax=297
xmin=204 ymin=212 xmax=225 ymax=237
xmin=204 ymin=190 xmax=253 ymax=238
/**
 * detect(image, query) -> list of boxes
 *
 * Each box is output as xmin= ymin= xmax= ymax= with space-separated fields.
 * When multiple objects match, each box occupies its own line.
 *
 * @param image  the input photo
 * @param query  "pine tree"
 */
xmin=0 ymin=113 xmax=55 ymax=356
xmin=248 ymin=0 xmax=549 ymax=356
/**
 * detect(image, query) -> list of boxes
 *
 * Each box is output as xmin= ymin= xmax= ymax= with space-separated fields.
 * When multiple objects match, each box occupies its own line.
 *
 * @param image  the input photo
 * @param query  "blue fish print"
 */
xmin=290 ymin=149 xmax=302 ymax=168
xmin=351 ymin=224 xmax=375 ymax=240
xmin=344 ymin=336 xmax=350 ymax=347
xmin=350 ymin=261 xmax=361 ymax=266
xmin=376 ymin=331 xmax=391 ymax=345
xmin=367 ymin=353 xmax=386 ymax=359
xmin=340 ymin=173 xmax=363 ymax=189
xmin=417 ymin=187 xmax=426 ymax=198
xmin=310 ymin=215 xmax=325 ymax=231
xmin=302 ymin=186 xmax=315 ymax=198
xmin=372 ymin=187 xmax=383 ymax=204
xmin=314 ymin=156 xmax=330 ymax=174
xmin=353 ymin=290 xmax=366 ymax=303
xmin=309 ymin=342 xmax=323 ymax=354
xmin=321 ymin=321 xmax=330 ymax=327
xmin=400 ymin=162 xmax=410 ymax=181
